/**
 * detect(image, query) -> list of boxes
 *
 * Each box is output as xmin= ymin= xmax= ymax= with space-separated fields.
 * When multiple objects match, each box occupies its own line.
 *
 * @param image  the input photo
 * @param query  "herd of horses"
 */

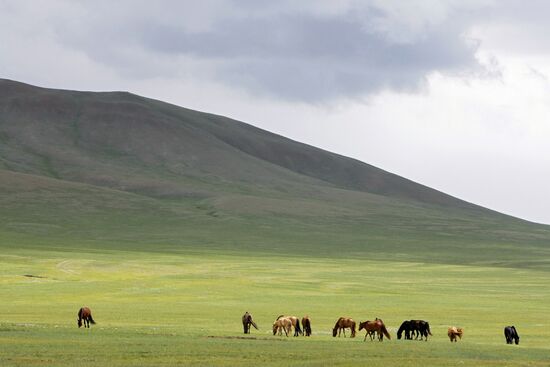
xmin=241 ymin=311 xmax=521 ymax=344
xmin=75 ymin=307 xmax=520 ymax=345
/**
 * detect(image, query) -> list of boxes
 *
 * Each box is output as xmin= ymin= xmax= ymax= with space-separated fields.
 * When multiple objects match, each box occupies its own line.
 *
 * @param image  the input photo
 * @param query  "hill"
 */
xmin=0 ymin=78 xmax=549 ymax=267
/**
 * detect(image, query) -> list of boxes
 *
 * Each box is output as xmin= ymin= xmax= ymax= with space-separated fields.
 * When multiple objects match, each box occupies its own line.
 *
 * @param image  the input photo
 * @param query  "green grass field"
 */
xmin=1 ymin=81 xmax=550 ymax=366
xmin=1 ymin=243 xmax=549 ymax=366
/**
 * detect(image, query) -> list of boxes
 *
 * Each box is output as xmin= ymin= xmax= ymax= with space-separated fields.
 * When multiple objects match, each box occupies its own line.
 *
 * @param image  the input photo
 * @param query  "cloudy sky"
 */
xmin=1 ymin=0 xmax=549 ymax=224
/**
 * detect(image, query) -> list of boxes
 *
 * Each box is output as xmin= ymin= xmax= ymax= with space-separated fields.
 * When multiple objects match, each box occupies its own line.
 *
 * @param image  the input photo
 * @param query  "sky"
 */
xmin=1 ymin=0 xmax=549 ymax=224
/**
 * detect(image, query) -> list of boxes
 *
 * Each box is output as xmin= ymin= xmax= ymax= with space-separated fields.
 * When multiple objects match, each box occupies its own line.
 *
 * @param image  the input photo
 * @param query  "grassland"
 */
xmin=1 ymin=79 xmax=550 ymax=366
xmin=1 ymin=242 xmax=550 ymax=366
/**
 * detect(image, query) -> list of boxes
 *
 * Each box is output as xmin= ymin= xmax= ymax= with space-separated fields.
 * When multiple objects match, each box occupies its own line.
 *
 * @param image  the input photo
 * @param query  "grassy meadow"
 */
xmin=1 ymin=242 xmax=550 ymax=366
xmin=2 ymin=81 xmax=550 ymax=366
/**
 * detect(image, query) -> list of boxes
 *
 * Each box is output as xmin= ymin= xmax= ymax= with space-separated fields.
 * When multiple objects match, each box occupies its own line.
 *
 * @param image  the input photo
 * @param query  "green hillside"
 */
xmin=0 ymin=78 xmax=549 ymax=267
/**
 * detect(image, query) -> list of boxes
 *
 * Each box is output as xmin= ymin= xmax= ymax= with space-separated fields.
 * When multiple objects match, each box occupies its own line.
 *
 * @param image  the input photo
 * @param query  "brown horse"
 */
xmin=302 ymin=316 xmax=312 ymax=337
xmin=359 ymin=318 xmax=391 ymax=341
xmin=332 ymin=317 xmax=356 ymax=338
xmin=273 ymin=317 xmax=293 ymax=336
xmin=77 ymin=307 xmax=95 ymax=328
xmin=242 ymin=312 xmax=258 ymax=334
xmin=448 ymin=327 xmax=463 ymax=342
xmin=277 ymin=315 xmax=302 ymax=336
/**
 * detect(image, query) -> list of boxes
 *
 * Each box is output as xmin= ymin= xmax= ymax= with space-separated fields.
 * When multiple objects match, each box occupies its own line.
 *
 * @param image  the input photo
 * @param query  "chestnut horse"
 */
xmin=277 ymin=315 xmax=302 ymax=336
xmin=302 ymin=316 xmax=312 ymax=337
xmin=77 ymin=307 xmax=95 ymax=328
xmin=359 ymin=318 xmax=391 ymax=341
xmin=448 ymin=327 xmax=463 ymax=342
xmin=273 ymin=317 xmax=293 ymax=336
xmin=332 ymin=317 xmax=356 ymax=338
xmin=242 ymin=312 xmax=258 ymax=334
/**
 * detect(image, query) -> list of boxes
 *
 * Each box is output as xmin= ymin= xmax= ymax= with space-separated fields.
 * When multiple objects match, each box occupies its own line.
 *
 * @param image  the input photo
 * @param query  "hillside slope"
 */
xmin=0 ymin=79 xmax=549 ymax=267
xmin=0 ymin=78 xmax=476 ymax=206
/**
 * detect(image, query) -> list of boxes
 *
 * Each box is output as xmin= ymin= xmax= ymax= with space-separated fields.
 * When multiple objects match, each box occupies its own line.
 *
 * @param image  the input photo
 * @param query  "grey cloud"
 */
xmin=50 ymin=1 xmax=483 ymax=102
xmin=137 ymin=12 xmax=480 ymax=101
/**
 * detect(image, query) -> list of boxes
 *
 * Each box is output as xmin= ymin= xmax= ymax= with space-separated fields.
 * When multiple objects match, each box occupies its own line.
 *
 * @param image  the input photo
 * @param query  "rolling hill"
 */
xmin=0 ymin=78 xmax=549 ymax=267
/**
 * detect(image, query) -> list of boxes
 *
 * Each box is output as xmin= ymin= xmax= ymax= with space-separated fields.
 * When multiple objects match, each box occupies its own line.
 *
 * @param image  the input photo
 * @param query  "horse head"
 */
xmin=77 ymin=318 xmax=82 ymax=328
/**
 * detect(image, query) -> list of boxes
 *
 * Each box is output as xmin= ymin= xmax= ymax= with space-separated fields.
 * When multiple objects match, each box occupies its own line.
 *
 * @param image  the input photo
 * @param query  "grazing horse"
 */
xmin=277 ymin=315 xmax=302 ymax=336
xmin=411 ymin=320 xmax=432 ymax=341
xmin=358 ymin=318 xmax=391 ymax=341
xmin=397 ymin=320 xmax=412 ymax=340
xmin=302 ymin=316 xmax=312 ymax=337
xmin=504 ymin=326 xmax=520 ymax=345
xmin=398 ymin=320 xmax=432 ymax=341
xmin=332 ymin=317 xmax=356 ymax=338
xmin=242 ymin=312 xmax=258 ymax=334
xmin=273 ymin=317 xmax=293 ymax=336
xmin=448 ymin=327 xmax=463 ymax=342
xmin=77 ymin=307 xmax=95 ymax=328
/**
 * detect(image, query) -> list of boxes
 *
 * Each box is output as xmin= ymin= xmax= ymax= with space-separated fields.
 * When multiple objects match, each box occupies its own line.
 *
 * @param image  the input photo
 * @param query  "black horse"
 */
xmin=242 ymin=312 xmax=258 ymax=334
xmin=504 ymin=326 xmax=520 ymax=344
xmin=397 ymin=321 xmax=412 ymax=340
xmin=398 ymin=320 xmax=432 ymax=341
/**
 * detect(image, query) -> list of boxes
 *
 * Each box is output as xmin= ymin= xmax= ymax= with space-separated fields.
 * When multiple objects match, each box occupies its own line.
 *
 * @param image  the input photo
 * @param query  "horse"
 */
xmin=332 ymin=317 xmax=356 ymax=338
xmin=277 ymin=315 xmax=302 ymax=336
xmin=242 ymin=311 xmax=258 ymax=334
xmin=397 ymin=320 xmax=412 ymax=340
xmin=273 ymin=317 xmax=293 ymax=336
xmin=448 ymin=326 xmax=463 ymax=342
xmin=410 ymin=320 xmax=432 ymax=341
xmin=504 ymin=326 xmax=520 ymax=345
xmin=302 ymin=316 xmax=312 ymax=337
xmin=77 ymin=307 xmax=96 ymax=328
xmin=358 ymin=318 xmax=391 ymax=341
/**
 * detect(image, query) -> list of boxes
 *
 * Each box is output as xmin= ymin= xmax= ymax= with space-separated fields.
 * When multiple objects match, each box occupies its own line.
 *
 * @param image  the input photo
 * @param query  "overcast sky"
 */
xmin=1 ymin=0 xmax=549 ymax=224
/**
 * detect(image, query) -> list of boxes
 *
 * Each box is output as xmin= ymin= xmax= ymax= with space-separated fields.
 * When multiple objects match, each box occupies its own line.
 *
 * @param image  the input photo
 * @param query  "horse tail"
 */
xmin=381 ymin=325 xmax=391 ymax=340
xmin=89 ymin=314 xmax=96 ymax=324
xmin=426 ymin=322 xmax=432 ymax=336
xmin=351 ymin=321 xmax=356 ymax=338
xmin=276 ymin=315 xmax=284 ymax=320
xmin=251 ymin=320 xmax=258 ymax=330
